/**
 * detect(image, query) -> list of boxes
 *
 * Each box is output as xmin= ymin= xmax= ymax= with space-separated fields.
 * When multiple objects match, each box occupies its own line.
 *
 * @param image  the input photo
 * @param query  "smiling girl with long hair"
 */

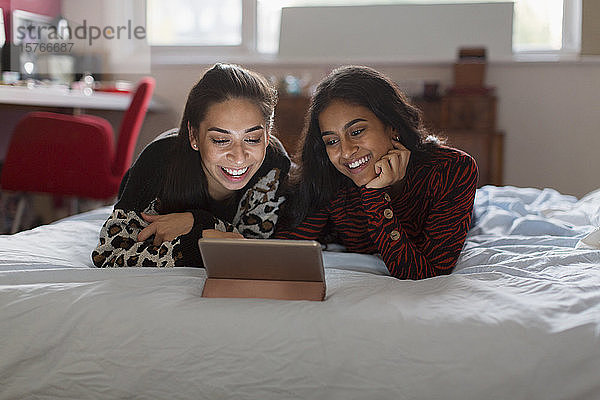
xmin=276 ymin=66 xmax=478 ymax=280
xmin=92 ymin=63 xmax=290 ymax=268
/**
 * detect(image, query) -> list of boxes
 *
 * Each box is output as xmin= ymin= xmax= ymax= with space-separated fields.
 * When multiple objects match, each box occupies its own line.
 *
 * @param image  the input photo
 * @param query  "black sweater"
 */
xmin=92 ymin=130 xmax=290 ymax=268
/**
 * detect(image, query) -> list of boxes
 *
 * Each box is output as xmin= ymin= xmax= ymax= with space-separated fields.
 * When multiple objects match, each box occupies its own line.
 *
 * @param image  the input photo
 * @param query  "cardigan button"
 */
xmin=383 ymin=193 xmax=391 ymax=202
xmin=390 ymin=230 xmax=400 ymax=241
xmin=384 ymin=208 xmax=394 ymax=219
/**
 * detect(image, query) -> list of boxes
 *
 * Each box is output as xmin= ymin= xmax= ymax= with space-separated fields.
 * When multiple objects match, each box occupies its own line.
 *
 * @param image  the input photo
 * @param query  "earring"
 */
xmin=393 ymin=136 xmax=401 ymax=142
xmin=192 ymin=144 xmax=198 ymax=149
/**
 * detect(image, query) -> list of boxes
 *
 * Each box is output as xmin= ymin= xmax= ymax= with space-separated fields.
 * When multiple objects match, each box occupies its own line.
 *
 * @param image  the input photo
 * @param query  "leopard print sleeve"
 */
xmin=91 ymin=167 xmax=286 ymax=267
xmin=91 ymin=202 xmax=185 ymax=268
xmin=233 ymin=168 xmax=285 ymax=238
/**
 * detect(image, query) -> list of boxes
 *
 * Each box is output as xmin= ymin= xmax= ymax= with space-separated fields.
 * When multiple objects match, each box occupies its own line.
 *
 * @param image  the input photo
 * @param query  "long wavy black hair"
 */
xmin=285 ymin=65 xmax=441 ymax=226
xmin=158 ymin=63 xmax=278 ymax=213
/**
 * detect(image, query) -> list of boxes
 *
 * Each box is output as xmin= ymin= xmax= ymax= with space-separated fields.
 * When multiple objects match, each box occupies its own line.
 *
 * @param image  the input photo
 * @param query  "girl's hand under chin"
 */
xmin=365 ymin=141 xmax=411 ymax=189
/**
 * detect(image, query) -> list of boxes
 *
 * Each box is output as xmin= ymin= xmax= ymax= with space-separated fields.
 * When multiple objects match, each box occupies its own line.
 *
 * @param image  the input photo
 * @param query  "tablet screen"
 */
xmin=198 ymin=238 xmax=324 ymax=282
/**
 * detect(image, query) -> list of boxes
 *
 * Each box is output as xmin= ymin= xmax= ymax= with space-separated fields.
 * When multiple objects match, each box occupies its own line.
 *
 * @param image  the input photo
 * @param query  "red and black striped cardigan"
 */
xmin=275 ymin=146 xmax=478 ymax=280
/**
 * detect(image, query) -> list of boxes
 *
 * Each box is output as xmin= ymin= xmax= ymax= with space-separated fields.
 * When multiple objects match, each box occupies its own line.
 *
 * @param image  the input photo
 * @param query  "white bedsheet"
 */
xmin=1 ymin=186 xmax=599 ymax=399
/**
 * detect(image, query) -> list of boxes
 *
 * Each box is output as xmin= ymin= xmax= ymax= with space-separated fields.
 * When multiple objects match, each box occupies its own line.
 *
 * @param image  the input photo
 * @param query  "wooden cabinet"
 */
xmin=275 ymin=93 xmax=504 ymax=187
xmin=441 ymin=130 xmax=503 ymax=186
xmin=415 ymin=91 xmax=503 ymax=186
xmin=441 ymin=94 xmax=496 ymax=130
xmin=274 ymin=96 xmax=310 ymax=156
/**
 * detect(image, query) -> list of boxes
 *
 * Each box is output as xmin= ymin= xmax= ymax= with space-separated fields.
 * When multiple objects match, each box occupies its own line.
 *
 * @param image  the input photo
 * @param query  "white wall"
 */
xmin=149 ymin=61 xmax=600 ymax=198
xmin=488 ymin=62 xmax=600 ymax=197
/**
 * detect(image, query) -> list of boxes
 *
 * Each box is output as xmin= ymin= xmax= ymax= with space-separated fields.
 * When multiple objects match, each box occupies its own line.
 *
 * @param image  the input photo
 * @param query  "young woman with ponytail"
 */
xmin=92 ymin=63 xmax=290 ymax=268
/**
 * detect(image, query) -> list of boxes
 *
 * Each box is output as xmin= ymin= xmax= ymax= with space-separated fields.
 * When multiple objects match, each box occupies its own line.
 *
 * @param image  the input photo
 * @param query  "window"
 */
xmin=148 ymin=0 xmax=580 ymax=60
xmin=148 ymin=0 xmax=242 ymax=46
xmin=513 ymin=0 xmax=563 ymax=51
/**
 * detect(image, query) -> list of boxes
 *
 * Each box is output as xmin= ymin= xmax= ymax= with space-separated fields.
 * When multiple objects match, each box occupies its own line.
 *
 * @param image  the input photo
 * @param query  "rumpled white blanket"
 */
xmin=0 ymin=185 xmax=599 ymax=400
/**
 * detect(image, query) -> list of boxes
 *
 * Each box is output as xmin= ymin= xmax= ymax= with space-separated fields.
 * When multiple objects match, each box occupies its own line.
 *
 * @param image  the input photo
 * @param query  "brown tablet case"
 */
xmin=199 ymin=239 xmax=326 ymax=301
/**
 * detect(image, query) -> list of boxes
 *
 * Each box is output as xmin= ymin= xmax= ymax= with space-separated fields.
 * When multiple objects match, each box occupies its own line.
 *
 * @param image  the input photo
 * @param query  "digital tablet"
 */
xmin=198 ymin=238 xmax=326 ymax=301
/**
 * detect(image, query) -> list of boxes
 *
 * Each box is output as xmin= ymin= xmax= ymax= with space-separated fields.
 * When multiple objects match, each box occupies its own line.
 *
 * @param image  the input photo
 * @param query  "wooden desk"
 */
xmin=0 ymin=85 xmax=161 ymax=111
xmin=0 ymin=85 xmax=163 ymax=161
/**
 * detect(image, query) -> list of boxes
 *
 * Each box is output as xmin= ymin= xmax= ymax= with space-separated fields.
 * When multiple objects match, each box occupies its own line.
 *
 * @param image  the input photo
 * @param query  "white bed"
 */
xmin=1 ymin=185 xmax=599 ymax=400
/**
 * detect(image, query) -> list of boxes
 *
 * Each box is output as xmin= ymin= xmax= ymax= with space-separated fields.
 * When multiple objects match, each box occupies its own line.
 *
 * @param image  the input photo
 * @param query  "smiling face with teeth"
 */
xmin=319 ymin=100 xmax=395 ymax=187
xmin=190 ymin=98 xmax=269 ymax=201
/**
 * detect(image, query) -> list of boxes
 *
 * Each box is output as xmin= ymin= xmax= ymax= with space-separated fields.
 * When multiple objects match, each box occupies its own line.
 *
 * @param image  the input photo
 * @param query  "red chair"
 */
xmin=0 ymin=77 xmax=155 ymax=231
